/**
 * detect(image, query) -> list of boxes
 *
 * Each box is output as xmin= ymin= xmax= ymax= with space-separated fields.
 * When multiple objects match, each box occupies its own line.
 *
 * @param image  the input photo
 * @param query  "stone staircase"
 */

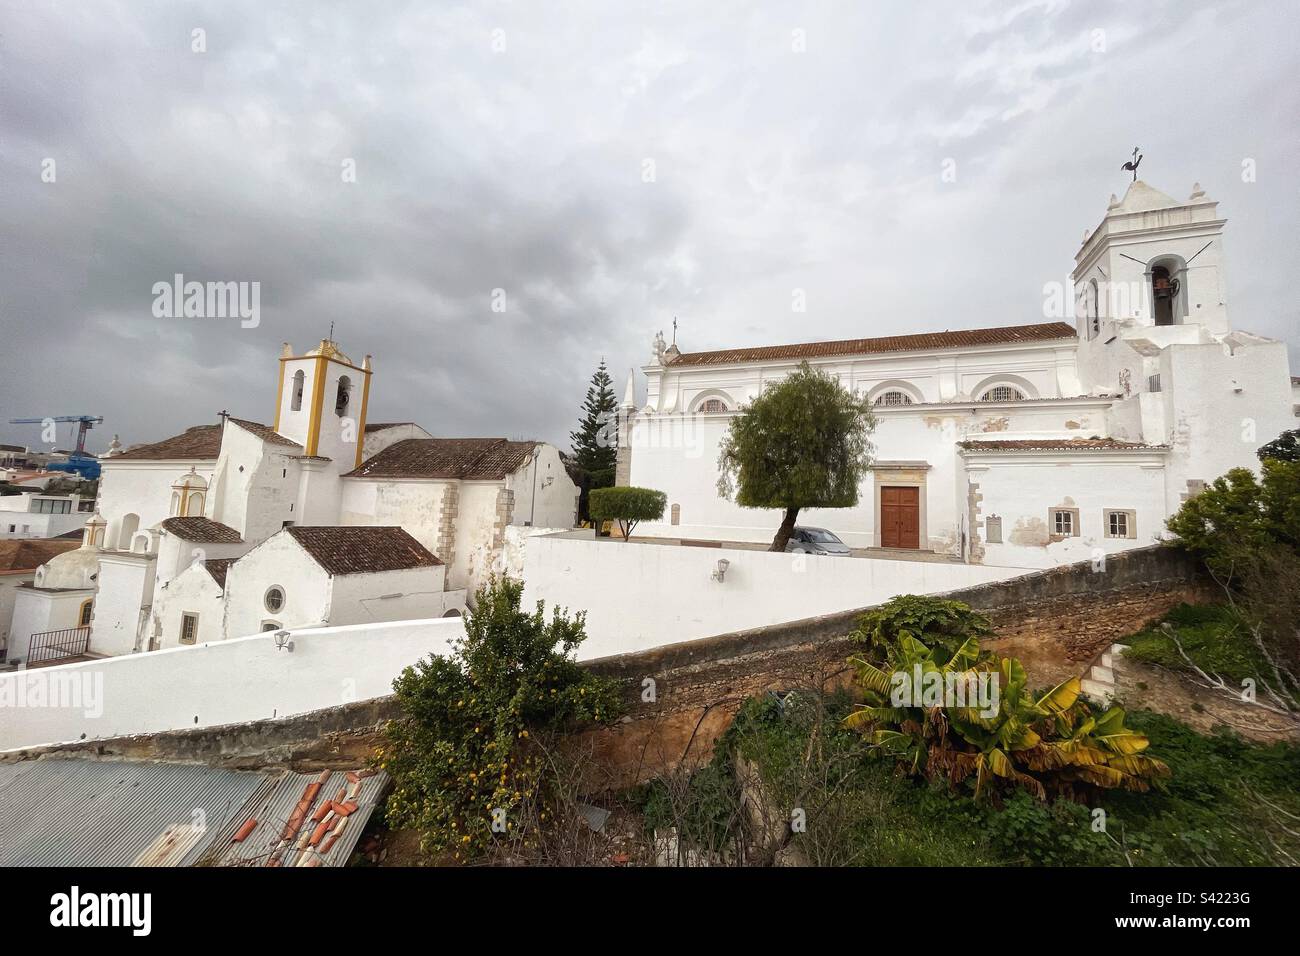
xmin=1080 ymin=642 xmax=1129 ymax=705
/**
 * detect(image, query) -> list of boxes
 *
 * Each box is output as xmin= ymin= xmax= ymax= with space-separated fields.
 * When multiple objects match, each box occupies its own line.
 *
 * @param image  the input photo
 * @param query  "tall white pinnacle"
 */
xmin=622 ymin=371 xmax=636 ymax=409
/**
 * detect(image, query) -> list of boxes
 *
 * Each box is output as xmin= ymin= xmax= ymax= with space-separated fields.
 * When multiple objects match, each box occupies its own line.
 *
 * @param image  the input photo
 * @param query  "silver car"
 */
xmin=784 ymin=526 xmax=851 ymax=556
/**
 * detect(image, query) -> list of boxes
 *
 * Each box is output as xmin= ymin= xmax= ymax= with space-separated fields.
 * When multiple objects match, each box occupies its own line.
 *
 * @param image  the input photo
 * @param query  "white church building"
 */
xmin=619 ymin=179 xmax=1296 ymax=568
xmin=7 ymin=339 xmax=578 ymax=663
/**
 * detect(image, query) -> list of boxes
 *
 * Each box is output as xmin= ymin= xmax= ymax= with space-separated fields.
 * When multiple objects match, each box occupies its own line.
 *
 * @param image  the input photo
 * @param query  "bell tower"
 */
xmin=1071 ymin=179 xmax=1230 ymax=342
xmin=273 ymin=338 xmax=373 ymax=468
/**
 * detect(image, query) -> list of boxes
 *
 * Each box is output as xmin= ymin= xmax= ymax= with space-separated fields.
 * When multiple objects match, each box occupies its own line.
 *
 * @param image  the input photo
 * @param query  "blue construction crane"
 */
xmin=7 ymin=415 xmax=104 ymax=479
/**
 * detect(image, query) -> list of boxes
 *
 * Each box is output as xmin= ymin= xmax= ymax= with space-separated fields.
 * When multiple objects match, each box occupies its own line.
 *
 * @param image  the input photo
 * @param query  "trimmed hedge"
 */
xmin=588 ymin=486 xmax=667 ymax=540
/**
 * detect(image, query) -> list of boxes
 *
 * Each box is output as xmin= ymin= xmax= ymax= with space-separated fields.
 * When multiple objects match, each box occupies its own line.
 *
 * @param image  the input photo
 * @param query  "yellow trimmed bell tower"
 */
xmin=273 ymin=339 xmax=373 ymax=467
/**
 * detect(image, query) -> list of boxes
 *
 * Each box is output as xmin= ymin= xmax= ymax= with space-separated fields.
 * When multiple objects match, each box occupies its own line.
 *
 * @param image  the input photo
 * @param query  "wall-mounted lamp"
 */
xmin=274 ymin=629 xmax=294 ymax=653
xmin=711 ymin=558 xmax=730 ymax=583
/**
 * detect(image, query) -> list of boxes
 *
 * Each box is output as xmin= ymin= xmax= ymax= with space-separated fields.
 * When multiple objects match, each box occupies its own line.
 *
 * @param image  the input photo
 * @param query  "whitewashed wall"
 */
xmin=153 ymin=563 xmax=226 ymax=649
xmin=505 ymin=443 xmax=579 ymax=530
xmin=628 ymin=398 xmax=1115 ymax=551
xmin=965 ymin=452 xmax=1169 ymax=569
xmin=0 ymin=574 xmax=35 ymax=651
xmin=7 ymin=585 xmax=92 ymax=665
xmin=89 ymin=552 xmax=155 ymax=657
xmin=223 ymin=533 xmax=332 ymax=637
xmin=98 ymin=459 xmax=216 ymax=552
xmin=521 ymin=533 xmax=1027 ymax=660
xmin=339 ymin=478 xmax=447 ymax=558
xmin=0 ymin=617 xmax=465 ymax=752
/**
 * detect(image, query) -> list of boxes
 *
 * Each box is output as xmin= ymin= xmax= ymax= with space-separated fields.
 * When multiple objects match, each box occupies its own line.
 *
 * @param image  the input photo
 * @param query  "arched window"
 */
xmin=698 ymin=398 xmax=729 ymax=413
xmin=78 ymin=599 xmax=93 ymax=628
xmin=170 ymin=491 xmax=181 ymax=516
xmin=979 ymin=385 xmax=1026 ymax=403
xmin=1151 ymin=265 xmax=1180 ymax=326
xmin=335 ymin=375 xmax=352 ymax=417
xmin=1088 ymin=278 xmax=1101 ymax=339
xmin=291 ymin=370 xmax=305 ymax=411
xmin=117 ymin=513 xmax=140 ymax=551
xmin=874 ymin=391 xmax=914 ymax=407
xmin=187 ymin=491 xmax=205 ymax=516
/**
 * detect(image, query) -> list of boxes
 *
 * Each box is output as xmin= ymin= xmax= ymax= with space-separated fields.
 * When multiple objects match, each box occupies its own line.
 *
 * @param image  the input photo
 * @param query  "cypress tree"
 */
xmin=570 ymin=360 xmax=619 ymax=490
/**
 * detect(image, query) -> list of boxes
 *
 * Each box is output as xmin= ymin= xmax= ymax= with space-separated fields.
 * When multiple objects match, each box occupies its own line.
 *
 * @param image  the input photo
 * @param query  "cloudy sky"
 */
xmin=1 ymin=0 xmax=1296 ymax=454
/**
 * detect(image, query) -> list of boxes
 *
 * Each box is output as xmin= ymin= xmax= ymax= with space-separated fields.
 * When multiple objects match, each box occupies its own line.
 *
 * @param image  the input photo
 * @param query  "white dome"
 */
xmin=34 ymin=548 xmax=98 ymax=590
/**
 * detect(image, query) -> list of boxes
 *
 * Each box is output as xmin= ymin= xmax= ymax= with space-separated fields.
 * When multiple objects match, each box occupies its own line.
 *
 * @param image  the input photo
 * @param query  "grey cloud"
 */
xmin=1 ymin=0 xmax=1295 ymax=455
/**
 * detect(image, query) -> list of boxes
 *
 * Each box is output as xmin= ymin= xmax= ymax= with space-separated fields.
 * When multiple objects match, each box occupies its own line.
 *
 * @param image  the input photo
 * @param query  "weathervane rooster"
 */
xmin=1121 ymin=147 xmax=1142 ymax=182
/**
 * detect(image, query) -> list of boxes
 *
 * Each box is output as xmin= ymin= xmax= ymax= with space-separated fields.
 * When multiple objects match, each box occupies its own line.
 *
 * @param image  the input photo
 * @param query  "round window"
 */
xmin=264 ymin=586 xmax=285 ymax=614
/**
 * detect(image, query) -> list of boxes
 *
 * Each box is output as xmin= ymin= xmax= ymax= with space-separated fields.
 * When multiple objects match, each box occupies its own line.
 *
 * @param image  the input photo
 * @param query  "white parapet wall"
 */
xmin=524 ymin=533 xmax=1030 ymax=661
xmin=0 ymin=617 xmax=464 ymax=752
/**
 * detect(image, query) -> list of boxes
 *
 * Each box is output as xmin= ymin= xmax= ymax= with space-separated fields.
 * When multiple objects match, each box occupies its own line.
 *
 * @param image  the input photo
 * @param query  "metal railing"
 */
xmin=27 ymin=626 xmax=91 ymax=665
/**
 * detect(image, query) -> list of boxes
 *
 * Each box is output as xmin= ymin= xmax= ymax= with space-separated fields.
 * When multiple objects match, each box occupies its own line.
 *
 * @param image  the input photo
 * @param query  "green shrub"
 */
xmin=588 ymin=486 xmax=667 ymax=540
xmin=379 ymin=576 xmax=622 ymax=860
xmin=850 ymin=594 xmax=994 ymax=662
xmin=1122 ymin=603 xmax=1272 ymax=685
xmin=1258 ymin=428 xmax=1300 ymax=463
xmin=1165 ymin=460 xmax=1300 ymax=579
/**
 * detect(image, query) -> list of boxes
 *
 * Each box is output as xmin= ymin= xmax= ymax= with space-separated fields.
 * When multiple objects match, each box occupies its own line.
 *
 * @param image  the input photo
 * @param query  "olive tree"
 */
xmin=589 ymin=486 xmax=667 ymax=541
xmin=716 ymin=361 xmax=876 ymax=552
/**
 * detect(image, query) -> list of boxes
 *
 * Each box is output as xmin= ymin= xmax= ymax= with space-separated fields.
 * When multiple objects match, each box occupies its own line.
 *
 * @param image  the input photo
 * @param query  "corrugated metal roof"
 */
xmin=205 ymin=769 xmax=387 ymax=868
xmin=0 ymin=759 xmax=270 ymax=867
xmin=0 ymin=760 xmax=387 ymax=868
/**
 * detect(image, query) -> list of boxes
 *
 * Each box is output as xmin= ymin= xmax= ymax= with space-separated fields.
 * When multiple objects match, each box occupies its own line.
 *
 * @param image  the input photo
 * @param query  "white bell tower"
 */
xmin=273 ymin=339 xmax=373 ymax=468
xmin=1071 ymin=179 xmax=1230 ymax=343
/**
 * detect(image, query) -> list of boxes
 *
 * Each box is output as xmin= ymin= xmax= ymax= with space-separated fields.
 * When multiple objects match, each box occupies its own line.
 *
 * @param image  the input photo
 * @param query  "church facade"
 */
xmin=619 ymin=180 xmax=1297 ymax=568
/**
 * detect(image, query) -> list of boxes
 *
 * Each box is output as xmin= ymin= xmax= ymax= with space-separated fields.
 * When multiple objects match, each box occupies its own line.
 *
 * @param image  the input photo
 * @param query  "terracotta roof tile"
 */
xmin=161 ymin=516 xmax=244 ymax=543
xmin=111 ymin=424 xmax=223 ymax=461
xmin=203 ymin=558 xmax=234 ymax=588
xmin=345 ymin=438 xmax=537 ymax=480
xmin=363 ymin=422 xmax=416 ymax=433
xmin=285 ymin=525 xmax=442 ymax=575
xmin=0 ymin=539 xmax=81 ymax=574
xmin=958 ymin=438 xmax=1165 ymax=451
xmin=229 ymin=419 xmax=298 ymax=447
xmin=110 ymin=419 xmax=296 ymax=462
xmin=667 ymin=322 xmax=1077 ymax=368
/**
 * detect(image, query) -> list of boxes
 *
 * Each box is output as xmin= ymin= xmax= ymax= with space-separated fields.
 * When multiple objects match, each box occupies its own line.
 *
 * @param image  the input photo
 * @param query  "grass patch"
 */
xmin=657 ymin=690 xmax=1300 ymax=867
xmin=1122 ymin=603 xmax=1272 ymax=685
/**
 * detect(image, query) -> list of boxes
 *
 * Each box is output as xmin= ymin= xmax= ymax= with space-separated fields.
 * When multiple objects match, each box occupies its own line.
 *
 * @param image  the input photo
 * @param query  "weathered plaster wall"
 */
xmin=152 ymin=563 xmax=226 ymax=649
xmin=326 ymin=565 xmax=450 ymax=626
xmin=965 ymin=452 xmax=1168 ymax=569
xmin=339 ymin=478 xmax=447 ymax=558
xmin=504 ymin=443 xmax=579 ymax=530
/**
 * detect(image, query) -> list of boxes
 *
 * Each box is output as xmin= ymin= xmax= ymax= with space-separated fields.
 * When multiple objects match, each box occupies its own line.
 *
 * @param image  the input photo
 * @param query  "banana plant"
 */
xmin=845 ymin=629 xmax=1169 ymax=800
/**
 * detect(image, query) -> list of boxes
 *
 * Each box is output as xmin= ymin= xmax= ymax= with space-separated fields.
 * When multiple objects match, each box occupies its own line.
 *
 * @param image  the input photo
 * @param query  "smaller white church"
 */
xmin=618 ymin=178 xmax=1296 ymax=568
xmin=7 ymin=339 xmax=578 ymax=664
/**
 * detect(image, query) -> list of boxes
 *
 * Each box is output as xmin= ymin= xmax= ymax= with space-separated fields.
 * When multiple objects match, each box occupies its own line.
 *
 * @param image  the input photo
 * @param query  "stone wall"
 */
xmin=6 ymin=546 xmax=1214 ymax=790
xmin=573 ymin=543 xmax=1214 ymax=787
